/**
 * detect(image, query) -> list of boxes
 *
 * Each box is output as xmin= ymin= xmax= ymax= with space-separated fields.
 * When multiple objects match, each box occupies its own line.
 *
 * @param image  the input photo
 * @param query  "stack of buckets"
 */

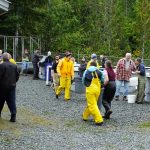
xmin=128 ymin=77 xmax=138 ymax=103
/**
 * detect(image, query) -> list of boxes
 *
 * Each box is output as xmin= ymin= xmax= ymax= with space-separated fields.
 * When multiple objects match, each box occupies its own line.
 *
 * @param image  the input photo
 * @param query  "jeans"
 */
xmin=115 ymin=80 xmax=129 ymax=97
xmin=22 ymin=62 xmax=29 ymax=71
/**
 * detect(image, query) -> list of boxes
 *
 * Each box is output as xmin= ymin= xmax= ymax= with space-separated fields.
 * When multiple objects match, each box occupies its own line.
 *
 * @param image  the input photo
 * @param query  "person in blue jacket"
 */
xmin=135 ymin=58 xmax=146 ymax=104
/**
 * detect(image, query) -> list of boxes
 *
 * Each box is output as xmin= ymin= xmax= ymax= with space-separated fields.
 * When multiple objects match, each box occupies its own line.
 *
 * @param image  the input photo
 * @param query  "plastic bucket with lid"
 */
xmin=128 ymin=95 xmax=136 ymax=103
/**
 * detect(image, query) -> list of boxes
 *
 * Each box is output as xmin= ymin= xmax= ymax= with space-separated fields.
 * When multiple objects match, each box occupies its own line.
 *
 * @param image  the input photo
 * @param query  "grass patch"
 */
xmin=17 ymin=107 xmax=53 ymax=127
xmin=65 ymin=120 xmax=77 ymax=128
xmin=0 ymin=105 xmax=53 ymax=133
xmin=139 ymin=122 xmax=150 ymax=128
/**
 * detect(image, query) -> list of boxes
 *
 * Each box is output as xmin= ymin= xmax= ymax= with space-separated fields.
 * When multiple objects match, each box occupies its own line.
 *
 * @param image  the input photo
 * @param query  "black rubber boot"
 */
xmin=10 ymin=114 xmax=16 ymax=122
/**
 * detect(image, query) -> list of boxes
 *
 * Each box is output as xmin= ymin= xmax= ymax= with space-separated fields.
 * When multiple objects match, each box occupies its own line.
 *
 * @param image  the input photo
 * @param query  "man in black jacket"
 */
xmin=32 ymin=50 xmax=40 ymax=80
xmin=0 ymin=53 xmax=19 ymax=122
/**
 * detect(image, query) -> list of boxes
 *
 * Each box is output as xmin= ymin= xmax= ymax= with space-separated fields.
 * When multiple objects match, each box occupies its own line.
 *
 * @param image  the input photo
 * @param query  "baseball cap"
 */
xmin=65 ymin=51 xmax=72 ymax=57
xmin=91 ymin=53 xmax=97 ymax=59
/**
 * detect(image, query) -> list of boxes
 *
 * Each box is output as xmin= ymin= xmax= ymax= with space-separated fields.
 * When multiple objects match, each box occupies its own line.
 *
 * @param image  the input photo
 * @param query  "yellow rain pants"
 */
xmin=56 ymin=76 xmax=71 ymax=100
xmin=83 ymin=73 xmax=103 ymax=123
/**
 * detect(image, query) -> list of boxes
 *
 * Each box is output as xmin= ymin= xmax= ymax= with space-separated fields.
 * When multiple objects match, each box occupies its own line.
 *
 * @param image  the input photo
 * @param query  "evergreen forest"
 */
xmin=0 ymin=0 xmax=150 ymax=59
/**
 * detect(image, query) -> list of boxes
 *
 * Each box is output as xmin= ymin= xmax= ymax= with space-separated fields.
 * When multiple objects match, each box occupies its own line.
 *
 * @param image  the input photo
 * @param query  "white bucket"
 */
xmin=128 ymin=95 xmax=136 ymax=103
xmin=129 ymin=77 xmax=138 ymax=86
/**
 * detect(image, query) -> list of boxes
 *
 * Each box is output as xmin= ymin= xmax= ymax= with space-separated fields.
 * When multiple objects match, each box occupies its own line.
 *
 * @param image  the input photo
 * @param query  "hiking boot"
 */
xmin=105 ymin=110 xmax=112 ymax=119
xmin=56 ymin=94 xmax=59 ymax=99
xmin=115 ymin=96 xmax=119 ymax=101
xmin=136 ymin=101 xmax=143 ymax=104
xmin=83 ymin=119 xmax=88 ymax=122
xmin=123 ymin=96 xmax=128 ymax=101
xmin=10 ymin=114 xmax=16 ymax=122
xmin=95 ymin=122 xmax=103 ymax=126
xmin=65 ymin=99 xmax=70 ymax=101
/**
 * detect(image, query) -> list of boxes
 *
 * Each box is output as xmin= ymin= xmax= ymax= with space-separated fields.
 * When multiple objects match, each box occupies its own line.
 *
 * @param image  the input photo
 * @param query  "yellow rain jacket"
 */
xmin=56 ymin=57 xmax=74 ymax=100
xmin=86 ymin=60 xmax=100 ymax=69
xmin=9 ymin=58 xmax=16 ymax=64
xmin=1 ymin=58 xmax=16 ymax=64
xmin=57 ymin=57 xmax=74 ymax=78
xmin=82 ymin=66 xmax=103 ymax=123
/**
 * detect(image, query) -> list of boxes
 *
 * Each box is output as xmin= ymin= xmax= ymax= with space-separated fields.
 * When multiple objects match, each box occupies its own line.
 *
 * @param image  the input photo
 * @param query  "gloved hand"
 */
xmin=58 ymin=73 xmax=61 ymax=77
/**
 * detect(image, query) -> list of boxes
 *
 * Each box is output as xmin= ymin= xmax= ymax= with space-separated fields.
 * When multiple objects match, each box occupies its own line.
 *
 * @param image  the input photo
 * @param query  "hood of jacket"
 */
xmin=87 ymin=66 xmax=98 ymax=72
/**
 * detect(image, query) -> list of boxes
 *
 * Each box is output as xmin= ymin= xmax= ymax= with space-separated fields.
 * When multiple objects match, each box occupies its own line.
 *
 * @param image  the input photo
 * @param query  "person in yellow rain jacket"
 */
xmin=1 ymin=53 xmax=16 ymax=64
xmin=56 ymin=52 xmax=74 ymax=101
xmin=8 ymin=53 xmax=16 ymax=64
xmin=82 ymin=61 xmax=104 ymax=126
xmin=86 ymin=53 xmax=100 ymax=69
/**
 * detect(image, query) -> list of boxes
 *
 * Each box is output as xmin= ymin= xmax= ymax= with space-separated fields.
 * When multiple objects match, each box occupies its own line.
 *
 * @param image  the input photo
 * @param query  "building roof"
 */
xmin=0 ymin=0 xmax=10 ymax=12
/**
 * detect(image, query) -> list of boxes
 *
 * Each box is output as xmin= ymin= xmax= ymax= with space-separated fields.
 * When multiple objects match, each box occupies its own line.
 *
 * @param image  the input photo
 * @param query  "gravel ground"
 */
xmin=0 ymin=76 xmax=150 ymax=150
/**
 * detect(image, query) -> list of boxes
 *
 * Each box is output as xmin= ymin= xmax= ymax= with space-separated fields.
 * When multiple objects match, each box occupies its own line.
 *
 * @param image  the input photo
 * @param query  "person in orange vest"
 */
xmin=56 ymin=51 xmax=74 ymax=101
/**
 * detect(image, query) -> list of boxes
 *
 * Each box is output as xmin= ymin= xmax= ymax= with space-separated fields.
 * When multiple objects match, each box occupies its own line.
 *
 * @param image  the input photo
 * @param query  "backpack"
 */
xmin=83 ymin=70 xmax=103 ymax=87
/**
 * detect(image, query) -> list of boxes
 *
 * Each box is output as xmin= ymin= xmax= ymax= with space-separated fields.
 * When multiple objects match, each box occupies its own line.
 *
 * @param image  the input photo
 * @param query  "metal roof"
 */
xmin=0 ymin=0 xmax=10 ymax=12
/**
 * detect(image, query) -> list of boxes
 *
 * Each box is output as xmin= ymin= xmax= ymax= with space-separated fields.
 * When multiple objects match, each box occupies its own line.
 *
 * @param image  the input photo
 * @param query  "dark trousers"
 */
xmin=0 ymin=86 xmax=16 ymax=115
xmin=33 ymin=64 xmax=39 ymax=79
xmin=102 ymin=81 xmax=116 ymax=113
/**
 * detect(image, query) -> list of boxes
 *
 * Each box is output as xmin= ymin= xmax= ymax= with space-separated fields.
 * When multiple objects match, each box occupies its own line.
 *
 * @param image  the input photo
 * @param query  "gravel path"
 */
xmin=0 ymin=76 xmax=150 ymax=150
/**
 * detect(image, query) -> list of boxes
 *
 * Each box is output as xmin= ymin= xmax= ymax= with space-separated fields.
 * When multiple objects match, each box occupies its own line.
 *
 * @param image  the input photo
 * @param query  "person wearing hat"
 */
xmin=0 ymin=53 xmax=19 ymax=122
xmin=86 ymin=53 xmax=100 ymax=69
xmin=56 ymin=51 xmax=74 ymax=101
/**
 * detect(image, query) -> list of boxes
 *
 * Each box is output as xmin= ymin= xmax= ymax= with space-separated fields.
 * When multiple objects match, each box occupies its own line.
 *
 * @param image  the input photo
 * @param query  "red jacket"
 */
xmin=116 ymin=58 xmax=136 ymax=81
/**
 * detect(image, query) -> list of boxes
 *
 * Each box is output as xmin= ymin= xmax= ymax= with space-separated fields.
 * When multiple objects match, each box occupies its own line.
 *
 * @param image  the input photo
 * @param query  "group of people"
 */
xmin=0 ymin=49 xmax=146 ymax=126
xmin=49 ymin=52 xmax=146 ymax=126
xmin=83 ymin=53 xmax=146 ymax=126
